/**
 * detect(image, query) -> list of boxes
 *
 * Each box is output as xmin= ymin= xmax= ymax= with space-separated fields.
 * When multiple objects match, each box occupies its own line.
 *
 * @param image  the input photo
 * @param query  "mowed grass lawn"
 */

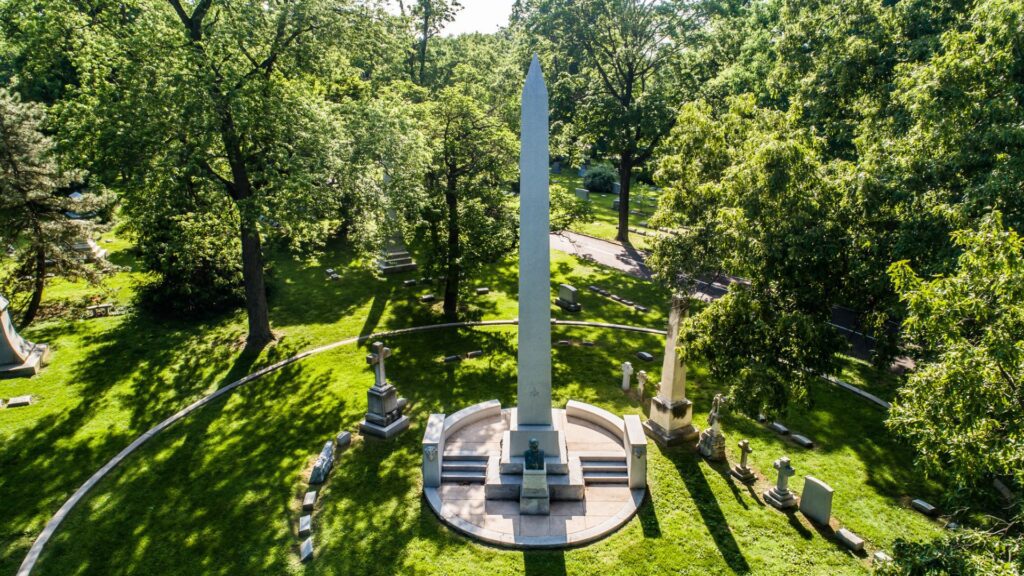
xmin=1 ymin=234 xmax=942 ymax=575
xmin=553 ymin=173 xmax=663 ymax=250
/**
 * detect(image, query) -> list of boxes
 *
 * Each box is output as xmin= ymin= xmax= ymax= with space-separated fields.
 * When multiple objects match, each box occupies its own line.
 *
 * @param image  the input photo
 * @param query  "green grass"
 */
xmin=0 ymin=233 xmax=943 ymax=575
xmin=553 ymin=173 xmax=663 ymax=250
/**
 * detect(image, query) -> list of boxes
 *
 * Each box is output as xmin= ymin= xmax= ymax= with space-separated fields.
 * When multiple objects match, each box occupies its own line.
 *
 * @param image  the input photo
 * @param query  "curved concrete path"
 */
xmin=17 ymin=319 xmax=665 ymax=576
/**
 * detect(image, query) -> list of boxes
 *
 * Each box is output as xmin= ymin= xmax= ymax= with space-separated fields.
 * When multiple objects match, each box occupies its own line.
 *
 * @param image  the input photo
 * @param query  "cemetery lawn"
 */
xmin=552 ymin=173 xmax=663 ymax=250
xmin=0 ymin=235 xmax=943 ymax=575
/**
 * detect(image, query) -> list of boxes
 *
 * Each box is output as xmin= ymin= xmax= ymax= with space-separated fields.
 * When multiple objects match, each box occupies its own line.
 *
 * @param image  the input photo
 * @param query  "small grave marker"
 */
xmin=6 ymin=395 xmax=32 ymax=408
xmin=420 ymin=294 xmax=436 ymax=303
xmin=873 ymin=551 xmax=892 ymax=563
xmin=836 ymin=528 xmax=864 ymax=552
xmin=792 ymin=434 xmax=814 ymax=448
xmin=912 ymin=499 xmax=937 ymax=516
xmin=769 ymin=422 xmax=790 ymax=435
xmin=636 ymin=351 xmax=655 ymax=362
xmin=299 ymin=515 xmax=312 ymax=537
xmin=475 ymin=287 xmax=490 ymax=295
xmin=799 ymin=476 xmax=834 ymax=525
xmin=403 ymin=279 xmax=417 ymax=287
xmin=336 ymin=431 xmax=352 ymax=452
xmin=299 ymin=537 xmax=314 ymax=562
xmin=302 ymin=491 xmax=316 ymax=511
xmin=634 ymin=305 xmax=648 ymax=313
xmin=443 ymin=355 xmax=461 ymax=363
xmin=466 ymin=350 xmax=484 ymax=358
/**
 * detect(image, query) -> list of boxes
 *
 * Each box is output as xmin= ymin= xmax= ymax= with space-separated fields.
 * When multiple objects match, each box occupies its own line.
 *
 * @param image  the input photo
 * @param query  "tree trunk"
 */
xmin=616 ymin=153 xmax=633 ymax=243
xmin=418 ymin=6 xmax=430 ymax=85
xmin=239 ymin=223 xmax=273 ymax=348
xmin=443 ymin=177 xmax=460 ymax=320
xmin=20 ymin=242 xmax=46 ymax=328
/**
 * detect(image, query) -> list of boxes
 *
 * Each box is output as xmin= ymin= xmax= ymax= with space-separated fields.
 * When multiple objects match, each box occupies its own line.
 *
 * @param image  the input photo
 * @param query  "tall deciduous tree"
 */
xmin=0 ymin=87 xmax=106 ymax=326
xmin=419 ymin=87 xmax=517 ymax=320
xmin=515 ymin=0 xmax=692 ymax=243
xmin=398 ymin=0 xmax=462 ymax=85
xmin=59 ymin=0 xmax=351 ymax=348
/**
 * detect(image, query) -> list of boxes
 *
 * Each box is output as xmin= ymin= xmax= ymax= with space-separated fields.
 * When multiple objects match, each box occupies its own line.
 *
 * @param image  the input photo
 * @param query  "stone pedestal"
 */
xmin=698 ymin=427 xmax=726 ymax=461
xmin=643 ymin=397 xmax=698 ymax=446
xmin=359 ymin=342 xmax=409 ymax=439
xmin=520 ymin=467 xmax=550 ymax=515
xmin=730 ymin=439 xmax=756 ymax=484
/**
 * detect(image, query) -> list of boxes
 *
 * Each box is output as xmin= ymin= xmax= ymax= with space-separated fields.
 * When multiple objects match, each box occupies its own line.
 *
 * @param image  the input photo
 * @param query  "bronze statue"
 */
xmin=524 ymin=437 xmax=545 ymax=470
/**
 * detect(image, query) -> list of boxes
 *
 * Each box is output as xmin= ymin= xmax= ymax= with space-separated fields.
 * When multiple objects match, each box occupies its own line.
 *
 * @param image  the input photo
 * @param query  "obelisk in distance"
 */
xmin=517 ymin=55 xmax=552 ymax=427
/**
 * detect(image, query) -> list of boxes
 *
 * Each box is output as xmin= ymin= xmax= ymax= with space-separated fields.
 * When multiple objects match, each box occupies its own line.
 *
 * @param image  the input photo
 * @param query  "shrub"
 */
xmin=583 ymin=164 xmax=617 ymax=194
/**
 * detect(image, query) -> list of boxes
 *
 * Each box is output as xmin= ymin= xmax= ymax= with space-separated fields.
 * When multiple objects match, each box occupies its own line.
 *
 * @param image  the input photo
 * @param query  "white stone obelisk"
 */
xmin=517 ymin=55 xmax=553 ymax=427
xmin=643 ymin=295 xmax=698 ymax=445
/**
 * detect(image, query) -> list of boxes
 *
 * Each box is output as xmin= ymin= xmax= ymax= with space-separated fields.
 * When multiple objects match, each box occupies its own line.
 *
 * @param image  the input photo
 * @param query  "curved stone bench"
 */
xmin=565 ymin=399 xmax=625 ymax=437
xmin=442 ymin=399 xmax=502 ymax=438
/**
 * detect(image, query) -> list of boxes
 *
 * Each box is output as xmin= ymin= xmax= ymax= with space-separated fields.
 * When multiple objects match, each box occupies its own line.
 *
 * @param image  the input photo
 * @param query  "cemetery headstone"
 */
xmin=575 ymin=188 xmax=590 ymax=202
xmin=7 ymin=395 xmax=32 ymax=407
xmin=643 ymin=295 xmax=698 ymax=445
xmin=552 ymin=160 xmax=561 ymax=174
xmin=836 ymin=528 xmax=864 ymax=552
xmin=634 ymin=305 xmax=648 ymax=313
xmin=873 ymin=551 xmax=893 ymax=564
xmin=1 ymin=294 xmax=50 ymax=378
xmin=359 ymin=342 xmax=410 ymax=439
xmin=621 ymin=361 xmax=633 ymax=391
xmin=309 ymin=440 xmax=335 ymax=484
xmin=769 ymin=422 xmax=790 ymax=435
xmin=302 ymin=491 xmax=317 ymax=511
xmin=731 ymin=439 xmax=756 ymax=484
xmin=637 ymin=370 xmax=647 ymax=400
xmin=799 ymin=476 xmax=834 ymax=525
xmin=698 ymin=394 xmax=727 ymax=461
xmin=475 ymin=287 xmax=490 ymax=295
xmin=466 ymin=350 xmax=484 ymax=358
xmin=764 ymin=456 xmax=799 ymax=510
xmin=612 ymin=199 xmax=620 ymax=210
xmin=403 ymin=279 xmax=417 ymax=287
xmin=912 ymin=499 xmax=937 ymax=516
xmin=636 ymin=351 xmax=654 ymax=362
xmin=336 ymin=431 xmax=352 ymax=452
xmin=299 ymin=537 xmax=314 ymax=562
xmin=299 ymin=515 xmax=312 ymax=537
xmin=420 ymin=294 xmax=436 ymax=303
xmin=443 ymin=355 xmax=461 ymax=363
xmin=612 ymin=181 xmax=621 ymax=195
xmin=792 ymin=434 xmax=814 ymax=448
xmin=555 ymin=284 xmax=582 ymax=312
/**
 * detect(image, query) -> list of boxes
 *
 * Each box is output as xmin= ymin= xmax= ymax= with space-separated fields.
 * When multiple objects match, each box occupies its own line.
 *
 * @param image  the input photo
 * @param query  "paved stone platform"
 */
xmin=425 ymin=410 xmax=645 ymax=548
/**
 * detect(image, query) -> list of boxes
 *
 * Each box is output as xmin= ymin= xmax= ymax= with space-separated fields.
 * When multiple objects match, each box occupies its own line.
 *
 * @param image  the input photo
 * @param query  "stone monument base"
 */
xmin=730 ymin=465 xmax=756 ymax=484
xmin=359 ymin=415 xmax=410 ymax=439
xmin=764 ymin=487 xmax=798 ymax=510
xmin=643 ymin=397 xmax=698 ymax=446
xmin=0 ymin=344 xmax=49 ymax=379
xmin=520 ymin=468 xmax=550 ymax=515
xmin=698 ymin=429 xmax=726 ymax=461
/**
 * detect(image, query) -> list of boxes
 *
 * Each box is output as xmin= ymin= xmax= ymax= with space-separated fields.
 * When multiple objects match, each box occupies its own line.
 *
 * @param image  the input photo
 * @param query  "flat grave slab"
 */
xmin=6 ymin=395 xmax=32 ymax=408
xmin=792 ymin=434 xmax=814 ymax=448
xmin=769 ymin=422 xmax=790 ymax=435
xmin=300 ymin=537 xmax=313 ymax=562
xmin=302 ymin=491 xmax=317 ymax=511
xmin=836 ymin=528 xmax=864 ymax=552
xmin=635 ymin=352 xmax=654 ymax=362
xmin=912 ymin=498 xmax=937 ymax=516
xmin=299 ymin=515 xmax=311 ymax=537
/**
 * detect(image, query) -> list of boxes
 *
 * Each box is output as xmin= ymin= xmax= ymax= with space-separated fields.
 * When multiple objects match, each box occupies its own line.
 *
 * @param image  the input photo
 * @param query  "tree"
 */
xmin=398 ymin=0 xmax=462 ymax=85
xmin=0 ymin=87 xmax=106 ymax=326
xmin=58 ymin=0 xmax=352 ymax=348
xmin=515 ymin=0 xmax=693 ymax=243
xmin=888 ymin=213 xmax=1024 ymax=492
xmin=419 ymin=87 xmax=517 ymax=320
xmin=650 ymin=97 xmax=849 ymax=414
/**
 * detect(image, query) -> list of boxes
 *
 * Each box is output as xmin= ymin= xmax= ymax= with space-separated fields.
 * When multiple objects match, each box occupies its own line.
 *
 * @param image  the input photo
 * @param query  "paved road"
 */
xmin=551 ymin=231 xmax=898 ymax=364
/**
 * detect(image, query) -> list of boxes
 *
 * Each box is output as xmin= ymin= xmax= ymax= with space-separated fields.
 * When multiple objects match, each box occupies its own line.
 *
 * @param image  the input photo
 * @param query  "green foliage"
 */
xmin=878 ymin=520 xmax=1024 ymax=576
xmin=0 ymin=86 xmax=109 ymax=326
xmin=887 ymin=213 xmax=1024 ymax=493
xmin=651 ymin=97 xmax=849 ymax=414
xmin=549 ymin=182 xmax=595 ymax=232
xmin=583 ymin=163 xmax=617 ymax=194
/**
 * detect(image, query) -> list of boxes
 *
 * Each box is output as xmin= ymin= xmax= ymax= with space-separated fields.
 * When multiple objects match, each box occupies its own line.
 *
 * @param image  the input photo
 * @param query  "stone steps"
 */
xmin=579 ymin=462 xmax=627 ymax=473
xmin=582 ymin=470 xmax=629 ymax=484
xmin=442 ymin=462 xmax=488 ymax=473
xmin=441 ymin=471 xmax=486 ymax=484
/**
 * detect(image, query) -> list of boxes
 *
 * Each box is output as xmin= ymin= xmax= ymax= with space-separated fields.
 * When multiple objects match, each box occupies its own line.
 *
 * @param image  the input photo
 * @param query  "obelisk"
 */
xmin=643 ymin=295 xmax=698 ymax=445
xmin=517 ymin=55 xmax=553 ymax=427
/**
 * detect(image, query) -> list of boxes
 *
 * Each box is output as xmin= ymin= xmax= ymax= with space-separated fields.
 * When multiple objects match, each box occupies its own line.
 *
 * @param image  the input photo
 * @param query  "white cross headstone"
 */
xmin=637 ymin=370 xmax=647 ymax=399
xmin=621 ymin=361 xmax=633 ymax=391
xmin=366 ymin=341 xmax=392 ymax=389
xmin=773 ymin=456 xmax=796 ymax=493
xmin=738 ymin=439 xmax=753 ymax=470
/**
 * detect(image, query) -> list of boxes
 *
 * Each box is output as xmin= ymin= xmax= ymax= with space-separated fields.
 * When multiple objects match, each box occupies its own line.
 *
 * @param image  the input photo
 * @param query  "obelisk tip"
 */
xmin=525 ymin=54 xmax=546 ymax=94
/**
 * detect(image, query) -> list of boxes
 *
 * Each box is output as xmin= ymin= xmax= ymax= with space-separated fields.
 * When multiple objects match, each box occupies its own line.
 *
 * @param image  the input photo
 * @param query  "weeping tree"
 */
xmin=0 ymin=87 xmax=107 ymax=326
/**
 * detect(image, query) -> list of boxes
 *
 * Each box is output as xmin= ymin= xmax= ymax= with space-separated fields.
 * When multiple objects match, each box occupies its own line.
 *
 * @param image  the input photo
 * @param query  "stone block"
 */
xmin=475 ymin=287 xmax=490 ymax=295
xmin=799 ymin=476 xmax=834 ymax=525
xmin=769 ymin=422 xmax=790 ymax=435
xmin=466 ymin=350 xmax=484 ymax=358
xmin=555 ymin=284 xmax=582 ymax=312
xmin=420 ymin=294 xmax=436 ymax=303
xmin=636 ymin=351 xmax=654 ymax=362
xmin=403 ymin=279 xmax=417 ymax=287
xmin=299 ymin=515 xmax=312 ymax=537
xmin=556 ymin=340 xmax=570 ymax=347
xmin=912 ymin=499 xmax=937 ymax=516
xmin=873 ymin=551 xmax=892 ymax=564
xmin=443 ymin=355 xmax=461 ymax=363
xmin=309 ymin=441 xmax=335 ymax=484
xmin=792 ymin=434 xmax=814 ymax=448
xmin=764 ymin=486 xmax=798 ymax=510
xmin=836 ymin=528 xmax=864 ymax=552
xmin=731 ymin=465 xmax=756 ymax=484
xmin=582 ymin=341 xmax=595 ymax=347
xmin=302 ymin=491 xmax=316 ymax=511
xmin=634 ymin=305 xmax=648 ymax=313
xmin=575 ymin=188 xmax=590 ymax=201
xmin=299 ymin=537 xmax=313 ymax=562
xmin=6 ymin=395 xmax=32 ymax=407
xmin=335 ymin=431 xmax=352 ymax=452
xmin=360 ymin=415 xmax=410 ymax=439
xmin=587 ymin=285 xmax=601 ymax=293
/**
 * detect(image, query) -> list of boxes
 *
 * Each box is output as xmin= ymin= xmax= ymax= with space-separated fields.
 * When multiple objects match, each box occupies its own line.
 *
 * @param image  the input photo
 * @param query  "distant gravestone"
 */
xmin=475 ymin=287 xmax=490 ymax=295
xmin=612 ymin=199 xmax=620 ymax=210
xmin=636 ymin=351 xmax=655 ymax=362
xmin=403 ymin=279 xmax=417 ymax=287
xmin=309 ymin=441 xmax=335 ymax=485
xmin=578 ymin=165 xmax=587 ymax=177
xmin=443 ymin=355 xmax=461 ymax=363
xmin=799 ymin=476 xmax=834 ymax=525
xmin=912 ymin=499 xmax=937 ymax=516
xmin=420 ymin=294 xmax=436 ymax=303
xmin=299 ymin=537 xmax=314 ymax=562
xmin=792 ymin=434 xmax=814 ymax=448
xmin=621 ymin=361 xmax=633 ymax=391
xmin=6 ymin=395 xmax=32 ymax=407
xmin=575 ymin=188 xmax=590 ymax=202
xmin=466 ymin=350 xmax=484 ymax=358
xmin=555 ymin=284 xmax=582 ymax=312
xmin=552 ymin=160 xmax=561 ymax=174
xmin=873 ymin=551 xmax=893 ymax=564
xmin=634 ymin=305 xmax=649 ymax=313
xmin=836 ymin=528 xmax=864 ymax=552
xmin=612 ymin=182 xmax=621 ymax=195
xmin=336 ymin=431 xmax=352 ymax=452
xmin=299 ymin=514 xmax=312 ymax=537
xmin=731 ymin=439 xmax=756 ymax=484
xmin=302 ymin=491 xmax=317 ymax=511
xmin=769 ymin=422 xmax=790 ymax=435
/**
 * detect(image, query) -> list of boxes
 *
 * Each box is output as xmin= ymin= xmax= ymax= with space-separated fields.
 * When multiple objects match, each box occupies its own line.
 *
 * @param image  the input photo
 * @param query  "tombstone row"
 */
xmin=297 ymin=430 xmax=352 ymax=563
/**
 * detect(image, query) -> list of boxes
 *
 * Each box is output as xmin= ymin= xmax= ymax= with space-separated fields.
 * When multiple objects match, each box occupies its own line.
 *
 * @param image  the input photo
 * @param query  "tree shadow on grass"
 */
xmin=666 ymin=448 xmax=752 ymax=575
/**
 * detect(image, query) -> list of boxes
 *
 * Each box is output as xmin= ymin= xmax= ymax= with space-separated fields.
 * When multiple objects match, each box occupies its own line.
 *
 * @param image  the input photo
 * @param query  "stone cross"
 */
xmin=738 ymin=439 xmax=753 ymax=470
xmin=637 ymin=370 xmax=647 ymax=399
xmin=621 ymin=361 xmax=633 ymax=391
xmin=773 ymin=456 xmax=796 ymax=493
xmin=366 ymin=341 xmax=392 ymax=388
xmin=516 ymin=55 xmax=553 ymax=427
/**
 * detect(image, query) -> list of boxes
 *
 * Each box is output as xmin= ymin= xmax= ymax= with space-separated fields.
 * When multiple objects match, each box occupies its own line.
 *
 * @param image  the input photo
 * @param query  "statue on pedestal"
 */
xmin=524 ymin=438 xmax=545 ymax=470
xmin=520 ymin=437 xmax=550 ymax=514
